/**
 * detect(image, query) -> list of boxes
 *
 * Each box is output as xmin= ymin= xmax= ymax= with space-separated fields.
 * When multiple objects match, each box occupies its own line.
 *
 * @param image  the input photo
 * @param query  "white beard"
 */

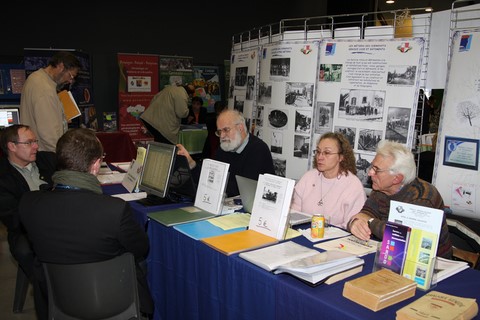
xmin=220 ymin=130 xmax=243 ymax=152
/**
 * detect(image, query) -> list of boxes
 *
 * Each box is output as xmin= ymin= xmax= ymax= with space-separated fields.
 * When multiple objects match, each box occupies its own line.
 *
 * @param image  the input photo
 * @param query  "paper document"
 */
xmin=97 ymin=172 xmax=126 ymax=185
xmin=314 ymin=235 xmax=379 ymax=256
xmin=111 ymin=192 xmax=147 ymax=201
xmin=208 ymin=213 xmax=251 ymax=230
xmin=298 ymin=226 xmax=351 ymax=242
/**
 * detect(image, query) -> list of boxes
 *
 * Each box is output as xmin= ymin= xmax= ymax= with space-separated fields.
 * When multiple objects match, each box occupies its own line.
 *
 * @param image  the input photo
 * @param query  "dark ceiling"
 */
xmin=376 ymin=0 xmax=477 ymax=13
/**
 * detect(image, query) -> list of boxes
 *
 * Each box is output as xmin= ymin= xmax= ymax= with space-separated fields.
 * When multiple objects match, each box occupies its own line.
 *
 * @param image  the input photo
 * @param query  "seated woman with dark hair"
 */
xmin=183 ymin=96 xmax=208 ymax=125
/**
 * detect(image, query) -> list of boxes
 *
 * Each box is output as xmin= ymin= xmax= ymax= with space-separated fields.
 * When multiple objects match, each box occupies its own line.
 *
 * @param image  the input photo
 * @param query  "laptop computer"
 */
xmin=235 ymin=175 xmax=312 ymax=226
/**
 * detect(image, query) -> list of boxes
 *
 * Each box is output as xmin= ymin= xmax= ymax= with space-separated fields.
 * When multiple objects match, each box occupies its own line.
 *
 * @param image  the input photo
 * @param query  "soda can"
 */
xmin=311 ymin=214 xmax=325 ymax=238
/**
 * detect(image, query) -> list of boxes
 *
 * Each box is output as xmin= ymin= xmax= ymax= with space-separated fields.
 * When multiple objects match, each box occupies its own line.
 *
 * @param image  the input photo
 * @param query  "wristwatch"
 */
xmin=367 ymin=218 xmax=375 ymax=228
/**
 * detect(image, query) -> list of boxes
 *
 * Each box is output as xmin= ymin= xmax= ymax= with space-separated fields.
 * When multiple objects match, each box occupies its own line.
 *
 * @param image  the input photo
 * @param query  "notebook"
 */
xmin=235 ymin=175 xmax=312 ymax=226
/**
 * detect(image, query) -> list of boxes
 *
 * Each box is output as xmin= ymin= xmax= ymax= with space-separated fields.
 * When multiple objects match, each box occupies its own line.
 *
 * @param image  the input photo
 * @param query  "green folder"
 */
xmin=148 ymin=207 xmax=216 ymax=227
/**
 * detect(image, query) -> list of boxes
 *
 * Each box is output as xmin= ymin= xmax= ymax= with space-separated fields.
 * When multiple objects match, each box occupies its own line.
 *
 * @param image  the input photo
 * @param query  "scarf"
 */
xmin=52 ymin=170 xmax=102 ymax=195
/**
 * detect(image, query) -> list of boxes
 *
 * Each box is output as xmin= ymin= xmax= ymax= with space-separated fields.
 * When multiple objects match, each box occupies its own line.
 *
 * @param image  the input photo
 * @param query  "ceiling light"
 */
xmin=386 ymin=0 xmax=395 ymax=4
xmin=425 ymin=7 xmax=433 ymax=12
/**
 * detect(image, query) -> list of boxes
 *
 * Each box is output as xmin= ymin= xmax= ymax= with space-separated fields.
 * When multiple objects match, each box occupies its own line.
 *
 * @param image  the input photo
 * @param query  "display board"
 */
xmin=228 ymin=47 xmax=260 ymax=133
xmin=256 ymin=41 xmax=319 ymax=180
xmin=434 ymin=29 xmax=480 ymax=219
xmin=117 ymin=53 xmax=159 ymax=143
xmin=158 ymin=55 xmax=193 ymax=90
xmin=193 ymin=65 xmax=221 ymax=113
xmin=315 ymin=38 xmax=425 ymax=189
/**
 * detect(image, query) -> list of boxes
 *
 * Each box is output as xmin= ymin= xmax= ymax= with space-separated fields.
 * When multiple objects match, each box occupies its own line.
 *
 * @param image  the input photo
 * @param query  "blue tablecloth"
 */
xmin=144 ymin=219 xmax=480 ymax=320
xmin=102 ymin=184 xmax=190 ymax=227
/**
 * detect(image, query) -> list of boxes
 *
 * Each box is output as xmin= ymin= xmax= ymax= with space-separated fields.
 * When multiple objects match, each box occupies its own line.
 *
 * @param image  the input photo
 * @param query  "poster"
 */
xmin=315 ymin=38 xmax=425 ymax=189
xmin=434 ymin=29 xmax=480 ymax=218
xmin=158 ymin=55 xmax=193 ymax=90
xmin=257 ymin=41 xmax=319 ymax=179
xmin=193 ymin=65 xmax=222 ymax=113
xmin=117 ymin=53 xmax=159 ymax=143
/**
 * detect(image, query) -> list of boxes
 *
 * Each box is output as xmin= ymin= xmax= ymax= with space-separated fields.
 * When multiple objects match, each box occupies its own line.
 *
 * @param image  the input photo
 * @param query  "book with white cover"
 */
xmin=249 ymin=173 xmax=295 ymax=240
xmin=433 ymin=257 xmax=469 ymax=283
xmin=194 ymin=159 xmax=229 ymax=215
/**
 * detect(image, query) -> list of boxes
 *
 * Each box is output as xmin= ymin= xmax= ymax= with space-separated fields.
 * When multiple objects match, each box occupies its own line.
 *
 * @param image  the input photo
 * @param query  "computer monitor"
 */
xmin=0 ymin=106 xmax=20 ymax=129
xmin=137 ymin=142 xmax=177 ymax=206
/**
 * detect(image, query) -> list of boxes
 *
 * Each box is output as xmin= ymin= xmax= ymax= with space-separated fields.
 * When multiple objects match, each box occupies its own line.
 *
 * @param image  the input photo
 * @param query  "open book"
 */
xmin=434 ymin=256 xmax=469 ymax=283
xmin=239 ymin=241 xmax=364 ymax=285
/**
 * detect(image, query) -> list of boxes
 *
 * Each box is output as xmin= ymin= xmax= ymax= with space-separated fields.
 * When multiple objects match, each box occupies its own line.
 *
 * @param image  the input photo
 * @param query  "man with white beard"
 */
xmin=177 ymin=109 xmax=274 ymax=197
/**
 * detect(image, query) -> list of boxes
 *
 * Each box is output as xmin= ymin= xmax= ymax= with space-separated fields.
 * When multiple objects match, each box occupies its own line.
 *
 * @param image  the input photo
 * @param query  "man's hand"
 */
xmin=176 ymin=144 xmax=196 ymax=169
xmin=349 ymin=213 xmax=372 ymax=241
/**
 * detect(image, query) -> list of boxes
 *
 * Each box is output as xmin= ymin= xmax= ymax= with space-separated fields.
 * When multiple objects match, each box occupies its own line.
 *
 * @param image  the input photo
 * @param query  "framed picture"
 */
xmin=443 ymin=136 xmax=479 ymax=170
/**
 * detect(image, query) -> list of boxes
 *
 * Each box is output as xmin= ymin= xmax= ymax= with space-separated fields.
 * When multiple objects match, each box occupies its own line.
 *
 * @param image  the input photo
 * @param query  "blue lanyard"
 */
xmin=54 ymin=184 xmax=81 ymax=190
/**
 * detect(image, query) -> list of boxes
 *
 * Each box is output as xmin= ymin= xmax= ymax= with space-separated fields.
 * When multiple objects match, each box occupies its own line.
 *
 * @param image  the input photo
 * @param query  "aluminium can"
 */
xmin=311 ymin=214 xmax=325 ymax=238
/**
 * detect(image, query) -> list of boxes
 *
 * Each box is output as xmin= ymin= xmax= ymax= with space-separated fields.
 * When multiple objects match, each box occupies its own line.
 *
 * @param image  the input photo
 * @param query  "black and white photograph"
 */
xmin=228 ymin=76 xmax=234 ymax=98
xmin=234 ymin=66 xmax=248 ymax=87
xmin=255 ymin=105 xmax=264 ymax=127
xmin=271 ymin=131 xmax=283 ymax=154
xmin=285 ymin=82 xmax=314 ymax=107
xmin=319 ymin=64 xmax=343 ymax=82
xmin=246 ymin=76 xmax=255 ymax=100
xmin=293 ymin=135 xmax=310 ymax=159
xmin=270 ymin=58 xmax=291 ymax=78
xmin=262 ymin=187 xmax=278 ymax=203
xmin=268 ymin=109 xmax=288 ymax=129
xmin=254 ymin=127 xmax=263 ymax=139
xmin=358 ymin=129 xmax=383 ymax=152
xmin=355 ymin=153 xmax=373 ymax=189
xmin=338 ymin=88 xmax=385 ymax=122
xmin=258 ymin=82 xmax=272 ymax=104
xmin=234 ymin=97 xmax=245 ymax=113
xmin=385 ymin=106 xmax=410 ymax=144
xmin=295 ymin=109 xmax=311 ymax=134
xmin=314 ymin=102 xmax=334 ymax=134
xmin=273 ymin=157 xmax=286 ymax=177
xmin=387 ymin=65 xmax=416 ymax=86
xmin=334 ymin=126 xmax=356 ymax=148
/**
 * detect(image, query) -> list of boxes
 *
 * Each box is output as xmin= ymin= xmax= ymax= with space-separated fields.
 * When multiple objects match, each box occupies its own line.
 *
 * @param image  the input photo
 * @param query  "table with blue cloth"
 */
xmin=101 ymin=184 xmax=190 ymax=227
xmin=142 ymin=216 xmax=480 ymax=320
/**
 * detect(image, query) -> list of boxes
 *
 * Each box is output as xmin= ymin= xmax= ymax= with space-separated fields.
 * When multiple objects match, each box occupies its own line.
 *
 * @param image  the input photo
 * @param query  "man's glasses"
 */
xmin=313 ymin=149 xmax=340 ymax=157
xmin=215 ymin=123 xmax=240 ymax=137
xmin=368 ymin=165 xmax=391 ymax=174
xmin=67 ymin=70 xmax=76 ymax=81
xmin=13 ymin=139 xmax=39 ymax=146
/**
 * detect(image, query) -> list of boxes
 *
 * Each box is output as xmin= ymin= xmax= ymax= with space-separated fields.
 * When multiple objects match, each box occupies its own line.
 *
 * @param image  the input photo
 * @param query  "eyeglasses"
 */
xmin=367 ymin=165 xmax=391 ymax=174
xmin=67 ymin=70 xmax=76 ymax=81
xmin=313 ymin=149 xmax=340 ymax=157
xmin=215 ymin=123 xmax=240 ymax=137
xmin=13 ymin=139 xmax=39 ymax=146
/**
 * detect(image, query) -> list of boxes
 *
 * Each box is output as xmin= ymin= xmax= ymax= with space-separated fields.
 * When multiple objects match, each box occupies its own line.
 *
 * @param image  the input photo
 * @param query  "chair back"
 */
xmin=43 ymin=253 xmax=140 ymax=320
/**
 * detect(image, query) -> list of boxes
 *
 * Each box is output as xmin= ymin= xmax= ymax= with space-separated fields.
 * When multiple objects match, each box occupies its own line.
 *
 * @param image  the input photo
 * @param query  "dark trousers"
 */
xmin=141 ymin=119 xmax=173 ymax=145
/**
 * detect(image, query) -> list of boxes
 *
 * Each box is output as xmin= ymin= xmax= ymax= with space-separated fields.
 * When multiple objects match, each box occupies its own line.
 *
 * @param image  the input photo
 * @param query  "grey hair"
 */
xmin=375 ymin=140 xmax=416 ymax=184
xmin=220 ymin=109 xmax=248 ymax=132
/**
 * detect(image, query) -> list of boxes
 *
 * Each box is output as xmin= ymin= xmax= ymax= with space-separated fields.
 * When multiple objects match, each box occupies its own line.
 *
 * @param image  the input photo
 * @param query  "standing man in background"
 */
xmin=140 ymin=83 xmax=195 ymax=144
xmin=20 ymin=51 xmax=81 ymax=152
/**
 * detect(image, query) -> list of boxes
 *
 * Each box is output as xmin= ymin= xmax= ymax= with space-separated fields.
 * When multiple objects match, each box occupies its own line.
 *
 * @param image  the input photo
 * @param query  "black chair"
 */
xmin=42 ymin=253 xmax=140 ymax=320
xmin=13 ymin=266 xmax=29 ymax=313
